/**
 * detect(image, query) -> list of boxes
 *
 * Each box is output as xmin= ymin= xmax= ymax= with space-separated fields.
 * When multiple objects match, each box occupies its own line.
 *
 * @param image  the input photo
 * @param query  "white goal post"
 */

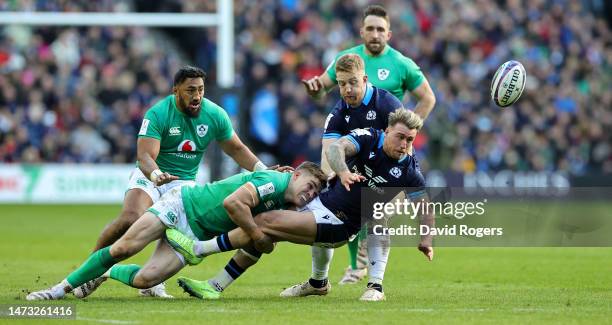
xmin=0 ymin=0 xmax=234 ymax=88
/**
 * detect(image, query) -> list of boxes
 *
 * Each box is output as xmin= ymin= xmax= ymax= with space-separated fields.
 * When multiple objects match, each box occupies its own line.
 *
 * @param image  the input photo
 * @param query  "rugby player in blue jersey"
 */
xmin=167 ymin=108 xmax=435 ymax=301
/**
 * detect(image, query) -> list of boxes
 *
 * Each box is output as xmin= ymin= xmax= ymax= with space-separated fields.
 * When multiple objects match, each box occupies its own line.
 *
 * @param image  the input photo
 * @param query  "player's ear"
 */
xmin=172 ymin=86 xmax=178 ymax=94
xmin=387 ymin=29 xmax=392 ymax=40
xmin=359 ymin=26 xmax=365 ymax=39
xmin=363 ymin=74 xmax=368 ymax=83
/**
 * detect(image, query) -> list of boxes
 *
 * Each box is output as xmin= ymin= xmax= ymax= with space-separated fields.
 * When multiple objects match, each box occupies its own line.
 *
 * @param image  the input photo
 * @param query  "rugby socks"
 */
xmin=209 ymin=258 xmax=247 ymax=292
xmin=310 ymin=246 xmax=333 ymax=286
xmin=108 ymin=264 xmax=141 ymax=287
xmin=194 ymin=233 xmax=233 ymax=257
xmin=366 ymin=234 xmax=391 ymax=287
xmin=347 ymin=238 xmax=359 ymax=270
xmin=348 ymin=229 xmax=368 ymax=270
xmin=66 ymin=246 xmax=117 ymax=288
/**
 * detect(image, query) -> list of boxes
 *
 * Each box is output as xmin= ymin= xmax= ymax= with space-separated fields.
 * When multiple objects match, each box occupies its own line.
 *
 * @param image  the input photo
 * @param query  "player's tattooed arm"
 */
xmin=326 ymin=137 xmax=357 ymax=174
xmin=327 ymin=138 xmax=365 ymax=191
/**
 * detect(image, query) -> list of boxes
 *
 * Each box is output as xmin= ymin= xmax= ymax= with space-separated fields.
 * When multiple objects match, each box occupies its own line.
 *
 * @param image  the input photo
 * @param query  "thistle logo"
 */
xmin=389 ymin=167 xmax=402 ymax=178
xmin=178 ymin=140 xmax=197 ymax=152
xmin=366 ymin=110 xmax=376 ymax=120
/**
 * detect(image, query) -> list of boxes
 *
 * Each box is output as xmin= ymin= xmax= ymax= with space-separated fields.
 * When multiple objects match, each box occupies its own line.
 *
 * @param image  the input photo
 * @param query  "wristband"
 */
xmin=149 ymin=169 xmax=163 ymax=182
xmin=253 ymin=161 xmax=267 ymax=171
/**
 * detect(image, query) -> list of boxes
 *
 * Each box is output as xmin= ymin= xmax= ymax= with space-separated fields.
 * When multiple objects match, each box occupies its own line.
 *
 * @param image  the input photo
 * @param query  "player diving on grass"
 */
xmin=25 ymin=162 xmax=326 ymax=301
xmin=170 ymin=108 xmax=435 ymax=301
xmin=76 ymin=65 xmax=290 ymax=298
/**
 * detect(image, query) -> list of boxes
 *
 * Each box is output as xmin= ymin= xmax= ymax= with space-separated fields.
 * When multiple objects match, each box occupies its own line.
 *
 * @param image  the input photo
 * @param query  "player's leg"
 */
xmin=177 ymin=246 xmax=262 ymax=299
xmin=26 ymin=212 xmax=165 ymax=300
xmin=339 ymin=229 xmax=368 ymax=285
xmin=278 ymin=198 xmax=350 ymax=298
xmin=166 ymin=209 xmax=318 ymax=261
xmin=360 ymin=231 xmax=390 ymax=301
xmin=94 ymin=189 xmax=153 ymax=251
xmin=106 ymin=239 xmax=183 ymax=296
xmin=94 ymin=167 xmax=160 ymax=251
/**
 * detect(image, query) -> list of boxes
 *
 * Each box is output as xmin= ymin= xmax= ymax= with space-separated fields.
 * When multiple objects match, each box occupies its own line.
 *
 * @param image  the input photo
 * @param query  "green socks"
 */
xmin=66 ymin=247 xmax=117 ymax=288
xmin=109 ymin=264 xmax=142 ymax=287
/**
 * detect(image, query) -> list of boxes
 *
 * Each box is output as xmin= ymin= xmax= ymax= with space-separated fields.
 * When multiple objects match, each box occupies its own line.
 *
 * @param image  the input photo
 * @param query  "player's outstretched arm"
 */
xmin=410 ymin=79 xmax=436 ymax=122
xmin=137 ymin=137 xmax=179 ymax=185
xmin=413 ymin=192 xmax=435 ymax=261
xmin=326 ymin=138 xmax=366 ymax=191
xmin=301 ymin=73 xmax=335 ymax=99
xmin=223 ymin=183 xmax=274 ymax=253
xmin=218 ymin=133 xmax=266 ymax=172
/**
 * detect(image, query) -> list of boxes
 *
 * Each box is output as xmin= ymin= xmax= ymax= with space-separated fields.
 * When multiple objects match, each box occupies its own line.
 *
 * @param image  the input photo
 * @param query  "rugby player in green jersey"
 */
xmin=80 ymin=66 xmax=285 ymax=298
xmin=302 ymin=5 xmax=436 ymax=288
xmin=25 ymin=163 xmax=326 ymax=301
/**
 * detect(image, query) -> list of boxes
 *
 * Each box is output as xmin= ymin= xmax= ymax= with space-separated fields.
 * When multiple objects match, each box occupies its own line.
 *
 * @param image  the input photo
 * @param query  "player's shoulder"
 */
xmin=201 ymin=98 xmax=226 ymax=116
xmin=146 ymin=94 xmax=174 ymax=114
xmin=386 ymin=46 xmax=418 ymax=67
xmin=373 ymin=86 xmax=402 ymax=108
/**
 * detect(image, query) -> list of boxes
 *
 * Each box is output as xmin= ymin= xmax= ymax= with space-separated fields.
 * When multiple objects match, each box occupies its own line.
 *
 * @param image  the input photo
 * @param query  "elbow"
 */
xmin=223 ymin=198 xmax=236 ymax=213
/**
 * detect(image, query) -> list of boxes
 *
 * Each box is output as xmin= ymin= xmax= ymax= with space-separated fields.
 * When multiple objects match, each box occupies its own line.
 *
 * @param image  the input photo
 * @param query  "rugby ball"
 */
xmin=490 ymin=60 xmax=526 ymax=107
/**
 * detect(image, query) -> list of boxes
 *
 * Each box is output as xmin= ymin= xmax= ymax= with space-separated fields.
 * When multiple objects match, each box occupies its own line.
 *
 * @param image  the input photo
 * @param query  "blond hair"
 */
xmin=388 ymin=108 xmax=423 ymax=130
xmin=335 ymin=53 xmax=365 ymax=74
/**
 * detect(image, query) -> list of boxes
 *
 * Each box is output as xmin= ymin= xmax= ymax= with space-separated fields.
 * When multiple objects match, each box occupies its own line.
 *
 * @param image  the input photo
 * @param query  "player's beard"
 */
xmin=365 ymin=40 xmax=385 ymax=55
xmin=180 ymin=96 xmax=201 ymax=117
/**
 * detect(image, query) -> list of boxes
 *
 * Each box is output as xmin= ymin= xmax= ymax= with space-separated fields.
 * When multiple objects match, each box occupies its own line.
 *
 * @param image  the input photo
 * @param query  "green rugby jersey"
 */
xmin=137 ymin=95 xmax=234 ymax=180
xmin=181 ymin=170 xmax=291 ymax=240
xmin=326 ymin=44 xmax=425 ymax=101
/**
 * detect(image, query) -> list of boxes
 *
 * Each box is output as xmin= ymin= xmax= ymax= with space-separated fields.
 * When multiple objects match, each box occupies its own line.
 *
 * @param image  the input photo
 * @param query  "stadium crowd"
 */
xmin=0 ymin=0 xmax=610 ymax=176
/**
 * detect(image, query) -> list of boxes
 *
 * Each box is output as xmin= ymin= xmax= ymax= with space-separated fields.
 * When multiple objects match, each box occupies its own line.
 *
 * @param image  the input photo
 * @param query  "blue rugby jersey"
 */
xmin=323 ymin=84 xmax=403 ymax=140
xmin=319 ymin=128 xmax=426 ymax=235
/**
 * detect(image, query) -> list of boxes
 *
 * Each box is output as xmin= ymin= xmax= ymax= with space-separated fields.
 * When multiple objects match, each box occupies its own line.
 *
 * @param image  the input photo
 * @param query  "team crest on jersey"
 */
xmin=389 ymin=167 xmax=402 ymax=178
xmin=169 ymin=126 xmax=181 ymax=136
xmin=366 ymin=110 xmax=376 ymax=120
xmin=196 ymin=124 xmax=208 ymax=137
xmin=377 ymin=68 xmax=390 ymax=81
xmin=178 ymin=140 xmax=197 ymax=152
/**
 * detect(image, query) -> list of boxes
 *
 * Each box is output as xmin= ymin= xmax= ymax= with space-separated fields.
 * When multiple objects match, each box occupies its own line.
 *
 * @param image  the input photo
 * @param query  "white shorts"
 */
xmin=147 ymin=187 xmax=198 ymax=242
xmin=300 ymin=197 xmax=349 ymax=248
xmin=126 ymin=167 xmax=196 ymax=202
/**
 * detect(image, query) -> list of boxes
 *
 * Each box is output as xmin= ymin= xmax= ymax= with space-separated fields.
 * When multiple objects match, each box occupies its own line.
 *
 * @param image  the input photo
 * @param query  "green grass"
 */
xmin=0 ymin=204 xmax=611 ymax=324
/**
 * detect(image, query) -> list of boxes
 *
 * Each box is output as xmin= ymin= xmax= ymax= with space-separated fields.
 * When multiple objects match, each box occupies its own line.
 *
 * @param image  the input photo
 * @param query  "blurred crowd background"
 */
xmin=0 ymin=0 xmax=610 ymax=177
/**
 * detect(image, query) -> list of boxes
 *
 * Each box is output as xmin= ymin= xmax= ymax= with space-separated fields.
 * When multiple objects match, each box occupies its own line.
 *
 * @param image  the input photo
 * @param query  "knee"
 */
xmin=110 ymin=241 xmax=136 ymax=259
xmin=120 ymin=209 xmax=142 ymax=226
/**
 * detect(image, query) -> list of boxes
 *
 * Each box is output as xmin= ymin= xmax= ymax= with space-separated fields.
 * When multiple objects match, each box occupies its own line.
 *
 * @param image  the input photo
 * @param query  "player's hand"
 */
xmin=253 ymin=233 xmax=275 ymax=254
xmin=267 ymin=165 xmax=294 ymax=173
xmin=154 ymin=172 xmax=179 ymax=186
xmin=301 ymin=77 xmax=324 ymax=97
xmin=337 ymin=170 xmax=366 ymax=191
xmin=418 ymin=243 xmax=434 ymax=261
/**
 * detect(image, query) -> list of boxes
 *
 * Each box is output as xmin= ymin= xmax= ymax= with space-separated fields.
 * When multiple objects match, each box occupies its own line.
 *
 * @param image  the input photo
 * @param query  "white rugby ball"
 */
xmin=490 ymin=60 xmax=526 ymax=107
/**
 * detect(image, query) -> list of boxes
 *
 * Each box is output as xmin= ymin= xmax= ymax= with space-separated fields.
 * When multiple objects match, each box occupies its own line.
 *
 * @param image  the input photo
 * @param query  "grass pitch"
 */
xmin=1 ymin=204 xmax=610 ymax=324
